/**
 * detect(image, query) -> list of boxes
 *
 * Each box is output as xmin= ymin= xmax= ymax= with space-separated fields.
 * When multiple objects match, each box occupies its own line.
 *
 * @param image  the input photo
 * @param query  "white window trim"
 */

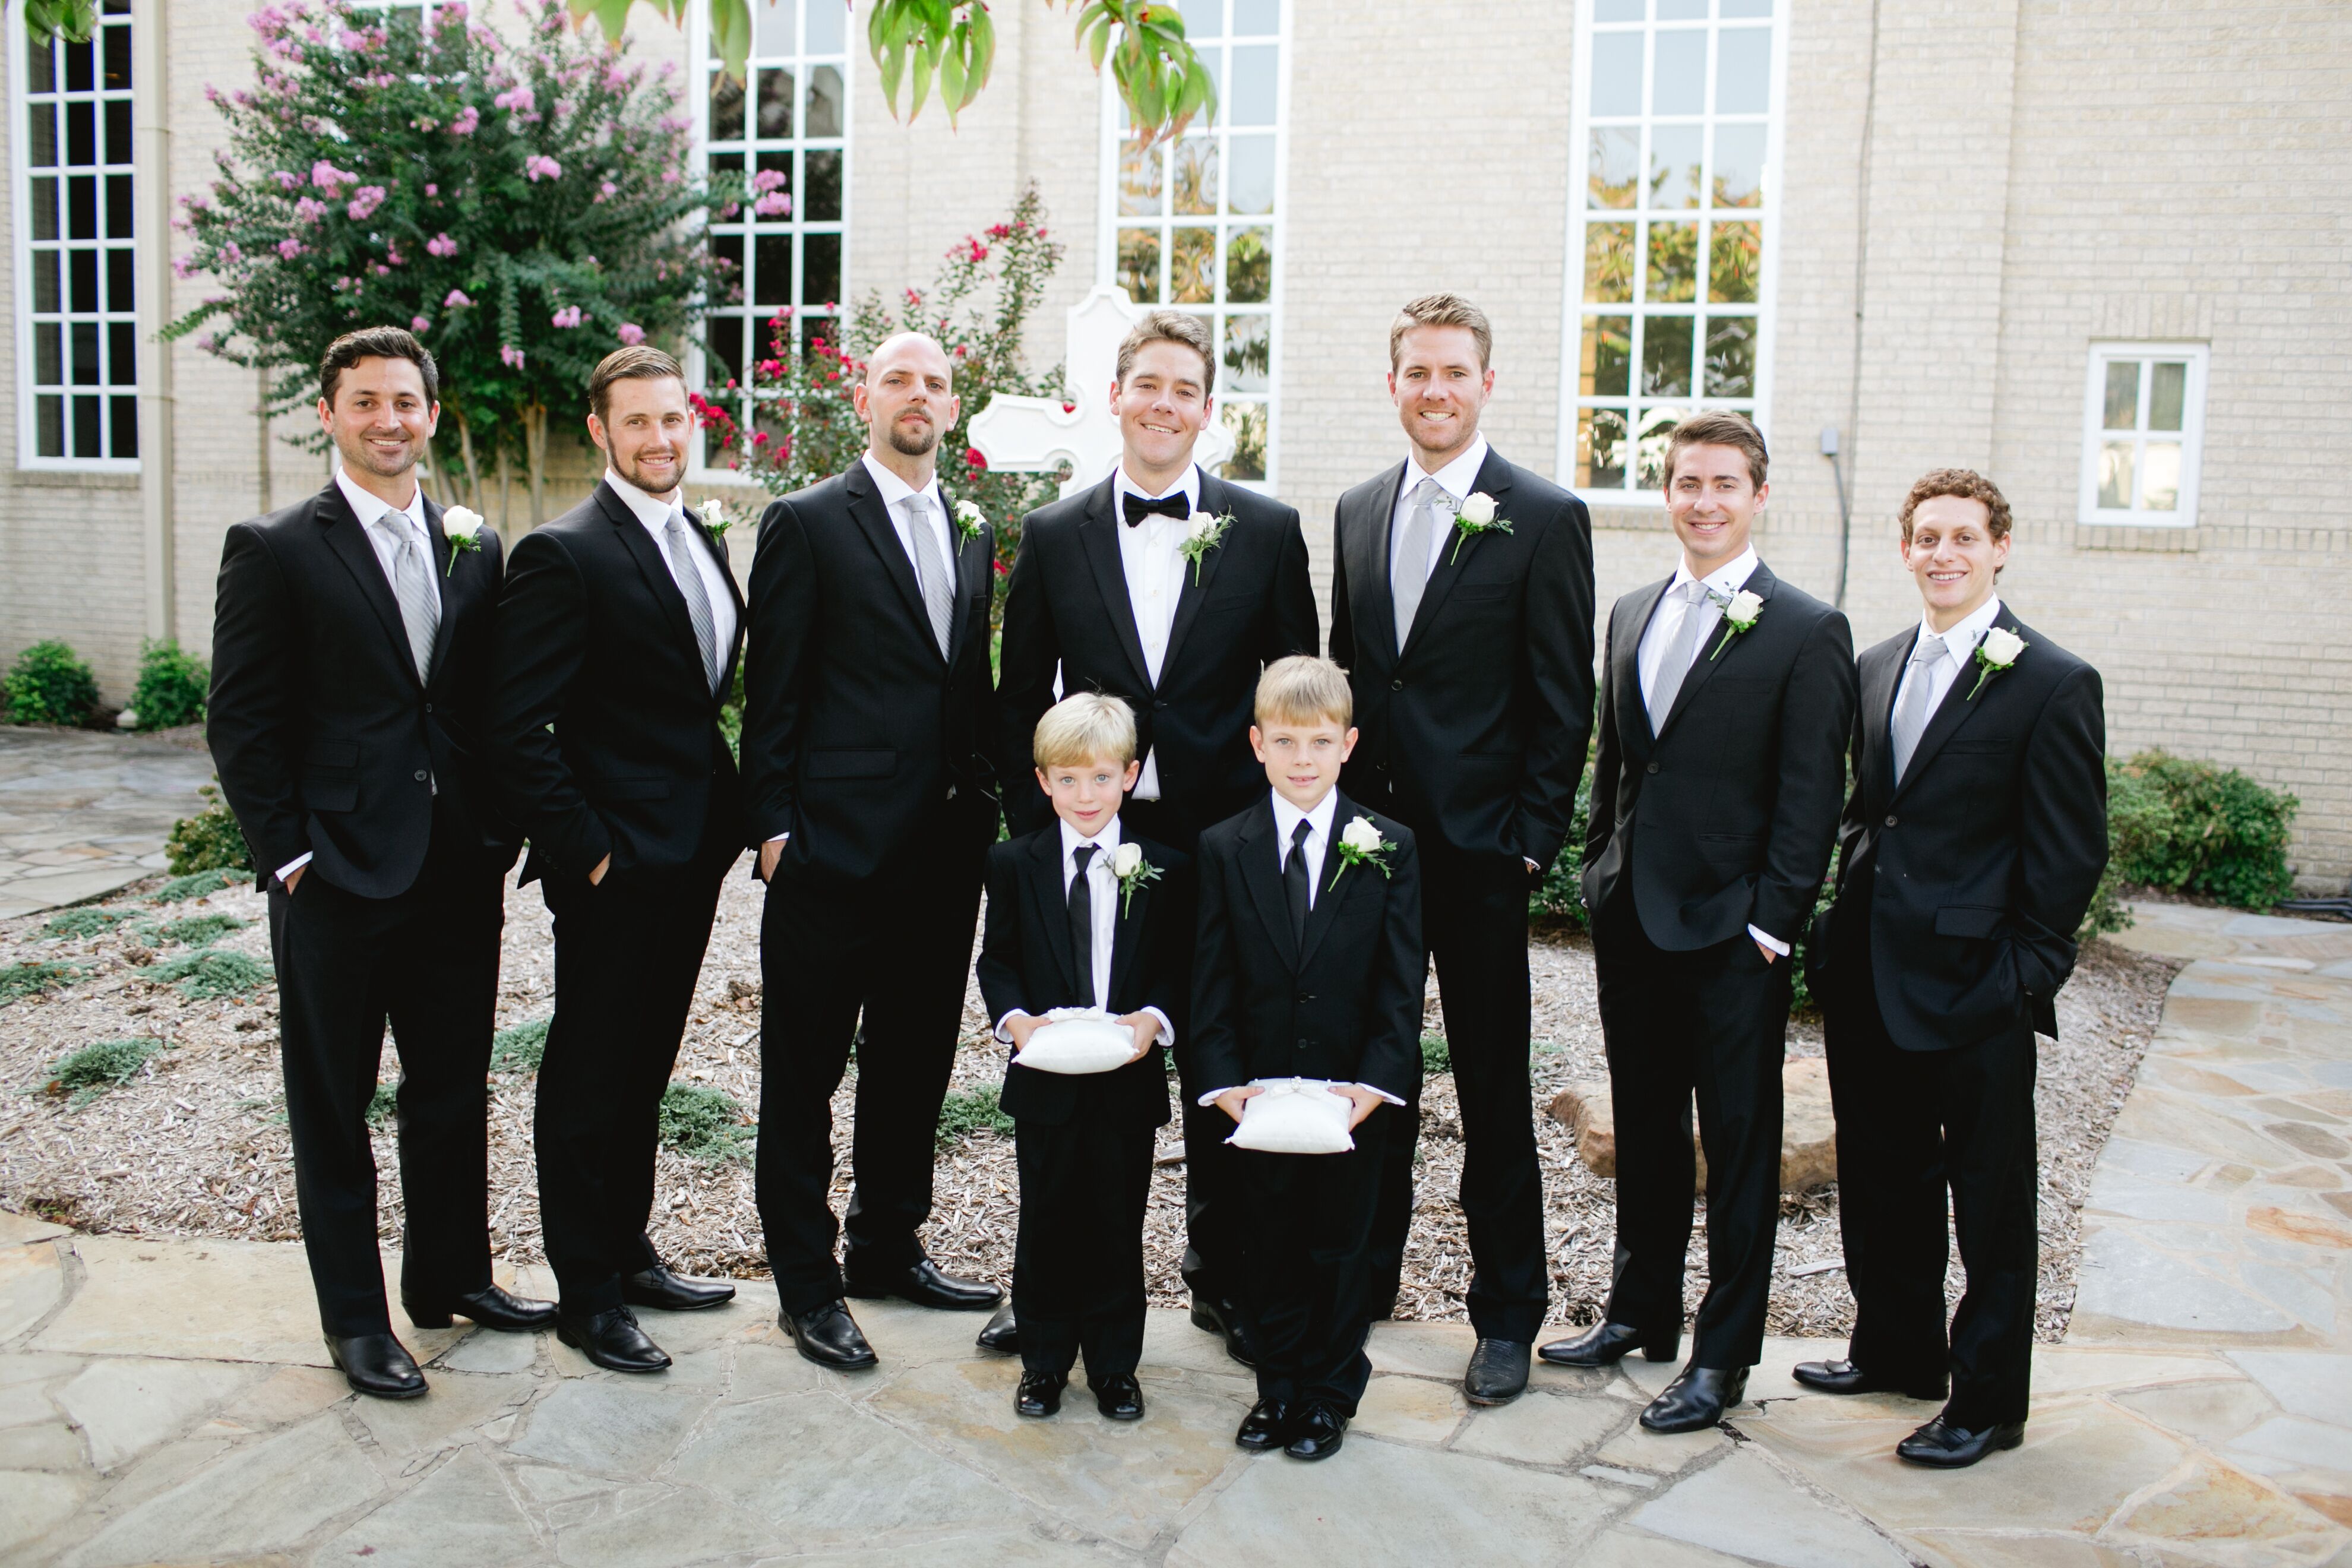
xmin=11 ymin=14 xmax=140 ymax=473
xmin=1552 ymin=0 xmax=1788 ymax=502
xmin=2077 ymin=340 xmax=2207 ymax=528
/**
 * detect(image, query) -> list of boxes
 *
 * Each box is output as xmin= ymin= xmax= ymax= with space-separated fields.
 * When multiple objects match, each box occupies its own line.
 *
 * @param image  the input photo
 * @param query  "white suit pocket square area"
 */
xmin=1013 ymin=1010 xmax=1138 ymax=1076
xmin=1226 ymin=1078 xmax=1355 ymax=1155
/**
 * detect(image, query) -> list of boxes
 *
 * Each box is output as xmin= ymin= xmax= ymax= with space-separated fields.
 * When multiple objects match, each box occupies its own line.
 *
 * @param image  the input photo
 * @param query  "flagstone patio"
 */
xmin=0 ymin=728 xmax=215 ymax=921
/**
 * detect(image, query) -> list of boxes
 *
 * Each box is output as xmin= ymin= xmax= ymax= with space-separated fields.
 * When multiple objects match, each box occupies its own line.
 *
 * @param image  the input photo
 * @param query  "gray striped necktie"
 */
xmin=1645 ymin=580 xmax=1712 ymax=732
xmin=662 ymin=508 xmax=722 ymax=695
xmin=375 ymin=514 xmax=439 ymax=683
xmin=1890 ymin=633 xmax=1947 ymax=783
xmin=1392 ymin=476 xmax=1447 ymax=649
xmin=905 ymin=495 xmax=954 ymax=657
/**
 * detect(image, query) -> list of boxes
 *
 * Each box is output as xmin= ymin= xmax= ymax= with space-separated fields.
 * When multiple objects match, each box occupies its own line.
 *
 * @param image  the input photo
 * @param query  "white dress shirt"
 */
xmin=859 ymin=450 xmax=959 ymax=599
xmin=1114 ymin=463 xmax=1202 ymax=801
xmin=1389 ymin=435 xmax=1490 ymax=583
xmin=1891 ymin=594 xmax=2005 ymax=737
xmin=603 ymin=468 xmax=738 ymax=659
xmin=993 ymin=815 xmax=1174 ymax=1051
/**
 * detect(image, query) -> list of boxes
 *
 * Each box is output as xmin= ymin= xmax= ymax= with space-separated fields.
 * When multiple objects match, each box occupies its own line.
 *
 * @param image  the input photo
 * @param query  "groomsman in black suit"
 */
xmin=208 ymin=327 xmax=549 ymax=1399
xmin=1542 ymin=410 xmax=1855 ymax=1433
xmin=1329 ymin=293 xmax=1595 ymax=1406
xmin=742 ymin=332 xmax=1004 ymax=1371
xmin=1797 ymin=470 xmax=2106 ymax=1469
xmin=998 ymin=309 xmax=1317 ymax=1357
xmin=486 ymin=347 xmax=747 ymax=1373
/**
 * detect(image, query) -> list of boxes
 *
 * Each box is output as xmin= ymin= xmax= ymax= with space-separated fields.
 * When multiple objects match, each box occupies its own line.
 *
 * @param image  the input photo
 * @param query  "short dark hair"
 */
xmin=320 ymin=327 xmax=438 ymax=407
xmin=589 ymin=344 xmax=687 ymax=424
xmin=1664 ymin=409 xmax=1769 ymax=489
xmin=1115 ymin=310 xmax=1215 ymax=393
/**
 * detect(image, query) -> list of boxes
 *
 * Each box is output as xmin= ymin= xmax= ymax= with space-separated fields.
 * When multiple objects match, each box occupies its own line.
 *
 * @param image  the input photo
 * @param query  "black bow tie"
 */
xmin=1122 ymin=491 xmax=1189 ymax=527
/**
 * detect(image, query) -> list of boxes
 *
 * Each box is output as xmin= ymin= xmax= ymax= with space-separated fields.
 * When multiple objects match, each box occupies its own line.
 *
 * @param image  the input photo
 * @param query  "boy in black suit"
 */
xmin=976 ymin=694 xmax=1186 ymax=1422
xmin=1193 ymin=656 xmax=1425 ymax=1462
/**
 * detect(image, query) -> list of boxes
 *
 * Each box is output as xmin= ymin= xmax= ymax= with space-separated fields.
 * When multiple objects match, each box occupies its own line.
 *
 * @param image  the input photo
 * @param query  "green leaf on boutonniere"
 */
xmin=1327 ymin=814 xmax=1396 ymax=892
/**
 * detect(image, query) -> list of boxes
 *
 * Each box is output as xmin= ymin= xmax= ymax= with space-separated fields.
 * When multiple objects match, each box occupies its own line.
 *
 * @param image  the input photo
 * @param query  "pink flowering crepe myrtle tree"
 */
xmin=163 ymin=0 xmax=750 ymax=534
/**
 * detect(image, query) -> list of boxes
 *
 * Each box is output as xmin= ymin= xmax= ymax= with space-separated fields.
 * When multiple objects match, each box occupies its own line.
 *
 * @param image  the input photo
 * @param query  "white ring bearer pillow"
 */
xmin=1226 ymin=1078 xmax=1356 ymax=1155
xmin=1012 ymin=1008 xmax=1140 ymax=1076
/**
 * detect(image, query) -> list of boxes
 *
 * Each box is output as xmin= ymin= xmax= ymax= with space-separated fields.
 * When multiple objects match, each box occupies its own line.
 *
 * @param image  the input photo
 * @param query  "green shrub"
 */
xmin=658 ymin=1081 xmax=755 ymax=1162
xmin=2 ymin=639 xmax=98 ymax=726
xmin=42 ymin=909 xmax=127 ymax=940
xmin=49 ymin=1036 xmax=167 ymax=1107
xmin=154 ymin=866 xmax=245 ymax=903
xmin=2108 ymin=750 xmax=2298 ymax=910
xmin=141 ymin=949 xmax=272 ymax=1000
xmin=366 ymin=1080 xmax=399 ymax=1129
xmin=934 ymin=1084 xmax=1013 ymax=1149
xmin=1786 ymin=881 xmax=1838 ymax=1016
xmin=1420 ymin=1032 xmax=1451 ymax=1075
xmin=128 ymin=640 xmax=208 ymax=731
xmin=489 ymin=1017 xmax=551 ymax=1074
xmin=1526 ymin=767 xmax=1597 ymax=928
xmin=154 ymin=913 xmax=246 ymax=948
xmin=1 ymin=961 xmax=80 ymax=1006
xmin=165 ymin=785 xmax=255 ymax=878
xmin=718 ymin=664 xmax=745 ymax=762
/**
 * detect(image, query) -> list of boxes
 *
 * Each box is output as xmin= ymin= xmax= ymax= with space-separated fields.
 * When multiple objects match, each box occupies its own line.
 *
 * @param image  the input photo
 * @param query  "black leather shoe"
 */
xmin=622 ymin=1264 xmax=736 ymax=1313
xmin=1464 ymin=1339 xmax=1531 ymax=1406
xmin=555 ymin=1307 xmax=671 ymax=1373
xmin=1897 ymin=1415 xmax=2025 ymax=1468
xmin=1640 ymin=1364 xmax=1749 ymax=1433
xmin=1235 ymin=1398 xmax=1293 ymax=1451
xmin=1283 ymin=1402 xmax=1347 ymax=1461
xmin=1538 ymin=1321 xmax=1681 ymax=1368
xmin=784 ymin=1300 xmax=879 ymax=1371
xmin=845 ymin=1259 xmax=1002 ymax=1311
xmin=1792 ymin=1358 xmax=1948 ymax=1402
xmin=975 ymin=1302 xmax=1019 ymax=1354
xmin=1093 ymin=1373 xmax=1145 ymax=1421
xmin=325 ymin=1332 xmax=426 ymax=1399
xmin=1015 ymin=1370 xmax=1066 ymax=1417
xmin=1190 ymin=1295 xmax=1259 ymax=1368
xmin=402 ymin=1284 xmax=557 ymax=1332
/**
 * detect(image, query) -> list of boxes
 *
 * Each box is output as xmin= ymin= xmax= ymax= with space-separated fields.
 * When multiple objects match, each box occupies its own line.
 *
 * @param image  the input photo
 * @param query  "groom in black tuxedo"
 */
xmin=1329 ymin=293 xmax=1595 ymax=1406
xmin=208 ymin=327 xmax=547 ymax=1399
xmin=1544 ymin=411 xmax=1855 ymax=1433
xmin=742 ymin=332 xmax=1004 ymax=1371
xmin=998 ymin=309 xmax=1317 ymax=1355
xmin=486 ymin=347 xmax=748 ymax=1373
xmin=1798 ymin=470 xmax=2106 ymax=1469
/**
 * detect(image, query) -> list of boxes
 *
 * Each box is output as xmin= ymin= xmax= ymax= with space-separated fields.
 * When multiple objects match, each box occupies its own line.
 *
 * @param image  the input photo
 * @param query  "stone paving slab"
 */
xmin=0 ymin=727 xmax=216 ymax=917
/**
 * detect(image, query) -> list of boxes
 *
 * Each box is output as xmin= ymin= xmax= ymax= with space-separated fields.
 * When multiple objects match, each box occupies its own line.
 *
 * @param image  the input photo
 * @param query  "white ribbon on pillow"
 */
xmin=1013 ymin=1008 xmax=1139 ymax=1076
xmin=1226 ymin=1077 xmax=1355 ymax=1155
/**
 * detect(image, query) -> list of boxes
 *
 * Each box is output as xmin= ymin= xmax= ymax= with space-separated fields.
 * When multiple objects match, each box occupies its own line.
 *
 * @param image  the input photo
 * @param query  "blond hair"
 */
xmin=1254 ymin=655 xmax=1353 ymax=729
xmin=1032 ymin=692 xmax=1139 ymax=769
xmin=1389 ymin=292 xmax=1492 ymax=371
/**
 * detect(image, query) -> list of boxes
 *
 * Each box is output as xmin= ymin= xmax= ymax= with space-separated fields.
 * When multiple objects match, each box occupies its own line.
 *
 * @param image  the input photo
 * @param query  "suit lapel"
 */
xmin=1161 ymin=466 xmax=1226 ymax=676
xmin=1025 ymin=829 xmax=1081 ymax=995
xmin=683 ymin=502 xmax=745 ymax=697
xmin=317 ymin=483 xmax=425 ymax=691
xmin=1656 ymin=560 xmax=1777 ymax=741
xmin=1234 ymin=798 xmax=1300 ymax=972
xmin=1401 ymin=447 xmax=1515 ymax=656
xmin=1298 ymin=794 xmax=1371 ymax=970
xmin=938 ymin=482 xmax=985 ymax=671
xmin=601 ymin=483 xmax=710 ymax=691
xmin=1893 ymin=605 xmax=2021 ymax=801
xmin=418 ymin=495 xmax=462 ymax=690
xmin=1858 ymin=634 xmax=1905 ymax=811
xmin=1108 ymin=851 xmax=1147 ymax=1004
xmin=846 ymin=461 xmax=943 ymax=663
xmin=1615 ymin=576 xmax=1668 ymax=748
xmin=1074 ymin=476 xmax=1153 ymax=688
xmin=1346 ymin=463 xmax=1408 ymax=665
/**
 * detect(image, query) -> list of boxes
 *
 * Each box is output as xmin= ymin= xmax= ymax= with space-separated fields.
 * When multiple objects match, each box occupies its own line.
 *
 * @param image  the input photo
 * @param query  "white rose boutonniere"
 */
xmin=1328 ymin=814 xmax=1397 ymax=892
xmin=1707 ymin=587 xmax=1765 ymax=660
xmin=1181 ymin=510 xmax=1235 ymax=585
xmin=1111 ymin=840 xmax=1161 ymax=916
xmin=697 ymin=498 xmax=730 ymax=539
xmin=1967 ymin=626 xmax=2028 ymax=700
xmin=953 ymin=497 xmax=988 ymax=542
xmin=439 ymin=506 xmax=485 ymax=577
xmin=1449 ymin=491 xmax=1513 ymax=564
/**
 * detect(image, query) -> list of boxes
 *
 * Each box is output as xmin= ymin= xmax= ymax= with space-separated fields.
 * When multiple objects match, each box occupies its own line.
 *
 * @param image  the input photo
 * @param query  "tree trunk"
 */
xmin=524 ymin=402 xmax=548 ymax=530
xmin=456 ymin=412 xmax=486 ymax=522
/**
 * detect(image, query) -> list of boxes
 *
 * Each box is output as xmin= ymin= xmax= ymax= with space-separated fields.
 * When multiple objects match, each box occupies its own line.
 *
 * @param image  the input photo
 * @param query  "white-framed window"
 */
xmin=12 ymin=0 xmax=137 ymax=469
xmin=2079 ymin=342 xmax=2206 ymax=526
xmin=1098 ymin=0 xmax=1287 ymax=485
xmin=1556 ymin=0 xmax=1784 ymax=499
xmin=690 ymin=0 xmax=847 ymax=470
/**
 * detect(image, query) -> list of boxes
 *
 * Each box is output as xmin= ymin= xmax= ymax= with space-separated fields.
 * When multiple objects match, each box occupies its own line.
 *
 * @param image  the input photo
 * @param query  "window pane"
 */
xmin=1169 ymin=226 xmax=1216 ymax=304
xmin=757 ymin=67 xmax=795 ymax=137
xmin=1173 ymin=137 xmax=1217 ymax=215
xmin=71 ymin=321 xmax=100 ymax=384
xmin=36 ymin=323 xmax=61 ymax=386
xmin=1712 ymin=122 xmax=1764 ymax=206
xmin=64 ymin=38 xmax=92 ymax=92
xmin=109 ymin=320 xmax=135 ymax=384
xmin=805 ymin=65 xmax=843 ymax=137
xmin=2141 ymin=442 xmax=2181 ymax=510
xmin=1659 ymin=0 xmax=1705 ymax=16
xmin=801 ymin=233 xmax=839 ymax=304
xmin=1588 ymin=127 xmax=1637 ymax=208
xmin=1219 ymin=402 xmax=1266 ymax=482
xmin=1703 ymin=315 xmax=1754 ymax=396
xmin=2148 ymin=362 xmax=2187 ymax=432
xmin=1722 ymin=0 xmax=1772 ymax=15
xmin=804 ymin=149 xmax=841 ymax=219
xmin=73 ymin=395 xmax=102 ymax=458
xmin=1646 ymin=220 xmax=1697 ymax=302
xmin=1222 ymin=312 xmax=1269 ymax=393
xmin=706 ymin=316 xmax=744 ymax=389
xmin=1589 ymin=32 xmax=1642 ymax=116
xmin=1225 ymin=133 xmax=1273 ymax=214
xmin=1709 ymin=220 xmax=1759 ymax=302
xmin=29 ymin=38 xmax=53 ymax=94
xmin=1584 ymin=221 xmax=1634 ymax=302
xmin=715 ymin=232 xmax=744 ymax=296
xmin=1229 ymin=45 xmax=1278 ymax=127
xmin=31 ymin=178 xmax=58 ymax=242
xmin=2101 ymin=360 xmax=2139 ymax=431
xmin=37 ymin=395 xmax=64 ymax=456
xmin=1232 ymin=0 xmax=1278 ymax=33
xmin=107 ymin=246 xmax=132 ymax=313
xmin=754 ymin=0 xmax=798 ymax=56
xmin=69 ymin=248 xmax=99 ymax=312
xmin=28 ymin=103 xmax=56 ymax=169
xmin=1652 ymin=30 xmax=1705 ymax=115
xmin=1595 ymin=0 xmax=1642 ymax=20
xmin=1582 ymin=315 xmax=1632 ymax=397
xmin=1118 ymin=229 xmax=1162 ymax=303
xmin=754 ymin=233 xmax=791 ymax=304
xmin=805 ymin=0 xmax=845 ymax=52
xmin=1642 ymin=317 xmax=1693 ymax=396
xmin=1716 ymin=28 xmax=1771 ymax=113
xmin=105 ymin=99 xmax=131 ymax=166
xmin=710 ymin=70 xmax=745 ymax=139
xmin=1226 ymin=225 xmax=1272 ymax=303
xmin=110 ymin=396 xmax=137 ymax=459
xmin=2097 ymin=441 xmax=2133 ymax=508
xmin=106 ymin=175 xmax=132 ymax=239
xmin=1649 ymin=122 xmax=1700 ymax=208
xmin=33 ymin=251 xmax=59 ymax=313
xmin=707 ymin=150 xmax=745 ymax=182
xmin=1578 ymin=407 xmax=1628 ymax=489
xmin=67 ymin=101 xmax=94 ymax=166
xmin=1120 ymin=140 xmax=1166 ymax=216
xmin=1635 ymin=406 xmax=1684 ymax=489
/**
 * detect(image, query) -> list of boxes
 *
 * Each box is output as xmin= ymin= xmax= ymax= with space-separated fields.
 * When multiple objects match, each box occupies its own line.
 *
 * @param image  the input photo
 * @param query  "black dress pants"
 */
xmin=1234 ymin=1108 xmax=1388 ymax=1415
xmin=1011 ymin=1115 xmax=1155 ymax=1381
xmin=1367 ymin=837 xmax=1548 ymax=1342
xmin=1592 ymin=888 xmax=1788 ymax=1369
xmin=1825 ymin=940 xmax=2040 ymax=1428
xmin=755 ymin=802 xmax=988 ymax=1316
xmin=267 ymin=811 xmax=505 ymax=1336
xmin=535 ymin=838 xmax=732 ymax=1314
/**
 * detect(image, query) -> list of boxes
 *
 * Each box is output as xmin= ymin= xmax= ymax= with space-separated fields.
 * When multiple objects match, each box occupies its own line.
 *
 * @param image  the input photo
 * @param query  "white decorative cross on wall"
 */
xmin=968 ymin=284 xmax=1236 ymax=499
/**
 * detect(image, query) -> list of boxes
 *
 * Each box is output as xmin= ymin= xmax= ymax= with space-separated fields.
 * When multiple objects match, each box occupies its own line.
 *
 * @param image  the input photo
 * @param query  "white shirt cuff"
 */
xmin=1195 ymin=1080 xmax=1402 ymax=1107
xmin=1356 ymin=1083 xmax=1406 ymax=1105
xmin=1748 ymin=924 xmax=1790 ymax=956
xmin=765 ymin=832 xmax=788 ymax=844
xmin=276 ymin=852 xmax=313 ymax=885
xmin=1140 ymin=1007 xmax=1173 ymax=1048
xmin=1000 ymin=1009 xmax=1169 ymax=1049
xmin=993 ymin=1009 xmax=1032 ymax=1044
xmin=1196 ymin=1086 xmax=1239 ymax=1108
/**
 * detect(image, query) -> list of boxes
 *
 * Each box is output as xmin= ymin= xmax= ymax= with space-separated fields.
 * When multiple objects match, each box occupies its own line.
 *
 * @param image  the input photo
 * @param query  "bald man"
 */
xmin=741 ymin=334 xmax=1005 ymax=1369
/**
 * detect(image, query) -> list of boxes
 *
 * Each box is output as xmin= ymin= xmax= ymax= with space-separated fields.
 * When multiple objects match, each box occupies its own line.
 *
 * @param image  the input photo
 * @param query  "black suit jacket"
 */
xmin=739 ymin=460 xmax=1000 ymax=883
xmin=1583 ymin=561 xmax=1857 ymax=951
xmin=998 ymin=467 xmax=1317 ymax=841
xmin=483 ymin=481 xmax=747 ymax=886
xmin=1329 ymin=447 xmax=1595 ymax=869
xmin=975 ymin=827 xmax=1187 ymax=1128
xmin=1812 ymin=609 xmax=2107 ymax=1049
xmin=208 ymin=481 xmax=515 ymax=899
xmin=1190 ymin=794 xmax=1424 ymax=1104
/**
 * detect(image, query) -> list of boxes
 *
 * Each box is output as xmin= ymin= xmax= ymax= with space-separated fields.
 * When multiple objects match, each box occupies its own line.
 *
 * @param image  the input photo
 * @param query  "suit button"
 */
xmin=1154 ymin=699 xmax=1168 ymax=710
xmin=423 ymin=701 xmax=433 ymax=713
xmin=1296 ymin=992 xmax=1312 ymax=1004
xmin=413 ymin=770 xmax=428 ymax=782
xmin=1645 ymin=762 xmax=1659 ymax=775
xmin=1884 ymin=814 xmax=1898 ymax=828
xmin=1376 ymin=760 xmax=1389 ymax=770
xmin=1297 ymin=1038 xmax=1310 ymax=1051
xmin=1390 ymin=678 xmax=1404 ymax=691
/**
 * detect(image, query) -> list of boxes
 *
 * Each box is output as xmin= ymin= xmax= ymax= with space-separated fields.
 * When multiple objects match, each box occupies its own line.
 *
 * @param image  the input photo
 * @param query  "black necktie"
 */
xmin=1282 ymin=819 xmax=1313 ymax=947
xmin=1122 ymin=491 xmax=1189 ymax=527
xmin=1069 ymin=843 xmax=1097 ymax=1006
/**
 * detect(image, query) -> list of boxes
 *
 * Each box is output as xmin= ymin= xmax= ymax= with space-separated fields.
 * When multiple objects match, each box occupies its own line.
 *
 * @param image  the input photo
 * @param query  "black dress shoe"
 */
xmin=1015 ymin=1370 xmax=1066 ymax=1417
xmin=325 ymin=1332 xmax=426 ymax=1399
xmin=1640 ymin=1364 xmax=1750 ymax=1433
xmin=1538 ymin=1320 xmax=1681 ymax=1368
xmin=1284 ymin=1402 xmax=1348 ymax=1461
xmin=1464 ymin=1339 xmax=1531 ymax=1406
xmin=557 ymin=1307 xmax=671 ymax=1373
xmin=975 ymin=1302 xmax=1019 ymax=1354
xmin=1093 ymin=1373 xmax=1145 ymax=1421
xmin=1235 ymin=1398 xmax=1293 ymax=1451
xmin=402 ymin=1284 xmax=557 ymax=1332
xmin=1190 ymin=1295 xmax=1259 ymax=1368
xmin=622 ymin=1264 xmax=736 ymax=1313
xmin=783 ymin=1300 xmax=879 ymax=1371
xmin=1792 ymin=1358 xmax=1948 ymax=1402
xmin=845 ymin=1259 xmax=1001 ymax=1311
xmin=1897 ymin=1415 xmax=2025 ymax=1468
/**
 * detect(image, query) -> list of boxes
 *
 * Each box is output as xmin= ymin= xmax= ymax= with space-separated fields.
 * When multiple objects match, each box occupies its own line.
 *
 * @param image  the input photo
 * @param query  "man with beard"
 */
xmin=742 ymin=333 xmax=1004 ymax=1371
